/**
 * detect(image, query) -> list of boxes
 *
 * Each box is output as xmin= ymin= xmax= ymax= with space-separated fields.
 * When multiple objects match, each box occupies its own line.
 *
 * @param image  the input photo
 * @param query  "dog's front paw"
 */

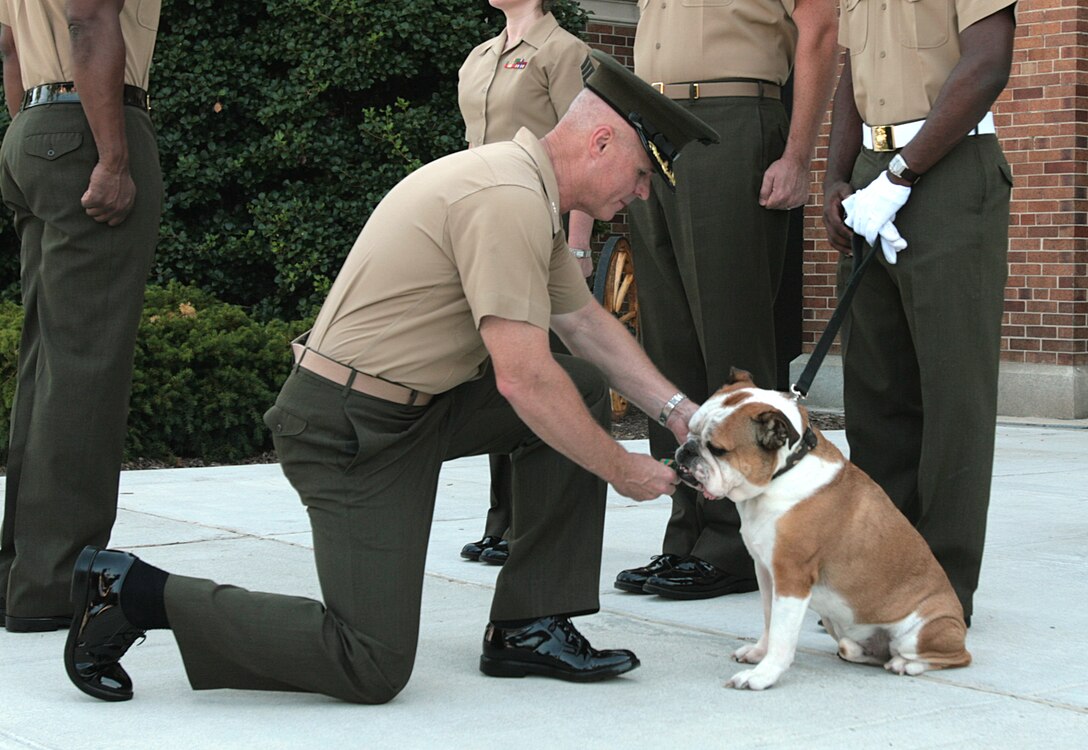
xmin=725 ymin=666 xmax=782 ymax=691
xmin=732 ymin=643 xmax=767 ymax=664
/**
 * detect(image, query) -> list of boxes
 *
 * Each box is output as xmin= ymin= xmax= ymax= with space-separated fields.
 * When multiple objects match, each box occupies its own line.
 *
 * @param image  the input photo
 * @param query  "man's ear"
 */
xmin=589 ymin=124 xmax=615 ymax=157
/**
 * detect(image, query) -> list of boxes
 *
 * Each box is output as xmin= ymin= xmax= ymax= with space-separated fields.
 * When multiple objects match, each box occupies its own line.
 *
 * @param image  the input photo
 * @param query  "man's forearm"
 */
xmin=780 ymin=0 xmax=839 ymax=167
xmin=555 ymin=303 xmax=695 ymax=437
xmin=824 ymin=56 xmax=862 ymax=189
xmin=68 ymin=1 xmax=128 ymax=171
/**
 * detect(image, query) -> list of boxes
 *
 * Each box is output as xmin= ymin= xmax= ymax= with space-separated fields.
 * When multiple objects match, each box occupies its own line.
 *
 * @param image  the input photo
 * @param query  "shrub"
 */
xmin=0 ymin=284 xmax=311 ymax=465
xmin=126 ymin=282 xmax=312 ymax=462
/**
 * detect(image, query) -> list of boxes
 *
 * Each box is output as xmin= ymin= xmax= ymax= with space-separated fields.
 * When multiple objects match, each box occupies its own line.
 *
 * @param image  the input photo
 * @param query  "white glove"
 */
xmin=876 ymin=221 xmax=908 ymax=264
xmin=842 ymin=171 xmax=911 ymax=246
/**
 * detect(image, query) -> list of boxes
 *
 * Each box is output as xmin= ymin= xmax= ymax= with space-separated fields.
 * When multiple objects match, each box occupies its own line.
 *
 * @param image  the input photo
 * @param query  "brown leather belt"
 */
xmin=651 ymin=80 xmax=781 ymax=101
xmin=21 ymin=82 xmax=150 ymax=112
xmin=292 ymin=343 xmax=432 ymax=406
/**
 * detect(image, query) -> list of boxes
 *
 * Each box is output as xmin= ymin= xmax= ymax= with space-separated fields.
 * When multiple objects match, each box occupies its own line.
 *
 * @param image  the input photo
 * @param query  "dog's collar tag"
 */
xmin=771 ymin=427 xmax=818 ymax=479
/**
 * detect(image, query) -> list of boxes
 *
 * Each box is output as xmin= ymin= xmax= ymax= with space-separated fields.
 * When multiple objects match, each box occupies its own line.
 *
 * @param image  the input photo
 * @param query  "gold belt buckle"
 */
xmin=652 ymin=81 xmax=665 ymax=94
xmin=689 ymin=82 xmax=700 ymax=100
xmin=871 ymin=125 xmax=894 ymax=152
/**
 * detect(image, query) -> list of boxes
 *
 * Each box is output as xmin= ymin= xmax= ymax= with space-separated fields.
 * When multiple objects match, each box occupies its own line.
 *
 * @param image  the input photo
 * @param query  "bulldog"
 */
xmin=673 ymin=369 xmax=970 ymax=690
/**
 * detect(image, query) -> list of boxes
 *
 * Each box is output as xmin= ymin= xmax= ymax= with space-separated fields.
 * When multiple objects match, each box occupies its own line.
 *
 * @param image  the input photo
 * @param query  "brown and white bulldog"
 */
xmin=673 ymin=369 xmax=970 ymax=690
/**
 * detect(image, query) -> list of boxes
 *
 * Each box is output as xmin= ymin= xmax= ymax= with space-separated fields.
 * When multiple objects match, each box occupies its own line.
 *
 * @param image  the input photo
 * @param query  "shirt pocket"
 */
xmin=23 ymin=132 xmax=83 ymax=162
xmin=843 ymin=0 xmax=868 ymax=56
xmin=900 ymin=0 xmax=951 ymax=50
xmin=136 ymin=0 xmax=161 ymax=31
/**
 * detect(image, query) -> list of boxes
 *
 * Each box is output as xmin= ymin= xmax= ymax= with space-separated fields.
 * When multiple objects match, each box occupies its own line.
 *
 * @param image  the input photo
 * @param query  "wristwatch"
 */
xmin=569 ymin=248 xmax=590 ymax=259
xmin=887 ymin=153 xmax=920 ymax=185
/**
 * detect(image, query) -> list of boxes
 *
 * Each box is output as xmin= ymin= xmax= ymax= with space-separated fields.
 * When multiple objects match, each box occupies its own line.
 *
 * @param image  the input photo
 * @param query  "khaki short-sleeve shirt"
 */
xmin=0 ymin=0 xmax=159 ymax=90
xmin=458 ymin=12 xmax=591 ymax=147
xmin=307 ymin=129 xmax=592 ymax=395
xmin=633 ymin=0 xmax=798 ymax=85
xmin=838 ymin=0 xmax=1017 ymax=124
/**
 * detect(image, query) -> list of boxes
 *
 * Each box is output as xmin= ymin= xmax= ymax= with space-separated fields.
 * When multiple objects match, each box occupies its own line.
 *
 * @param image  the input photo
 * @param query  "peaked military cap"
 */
xmin=584 ymin=49 xmax=719 ymax=190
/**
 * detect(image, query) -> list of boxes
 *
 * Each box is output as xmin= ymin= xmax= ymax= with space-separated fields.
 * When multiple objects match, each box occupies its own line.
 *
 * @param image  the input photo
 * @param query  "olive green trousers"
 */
xmin=627 ymin=95 xmax=790 ymax=575
xmin=0 ymin=103 xmax=161 ymax=617
xmin=166 ymin=356 xmax=610 ymax=702
xmin=839 ymin=135 xmax=1012 ymax=619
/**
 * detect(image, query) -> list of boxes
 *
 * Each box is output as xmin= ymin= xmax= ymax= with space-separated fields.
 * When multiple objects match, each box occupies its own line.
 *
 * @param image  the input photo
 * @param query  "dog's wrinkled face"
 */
xmin=674 ymin=369 xmax=807 ymax=502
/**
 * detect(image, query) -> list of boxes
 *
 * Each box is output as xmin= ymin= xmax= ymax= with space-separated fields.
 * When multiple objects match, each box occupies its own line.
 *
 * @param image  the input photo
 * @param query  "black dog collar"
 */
xmin=771 ymin=427 xmax=818 ymax=480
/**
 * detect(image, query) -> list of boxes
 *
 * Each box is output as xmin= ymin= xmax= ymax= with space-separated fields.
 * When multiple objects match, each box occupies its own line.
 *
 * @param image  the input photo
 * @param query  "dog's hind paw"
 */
xmin=732 ymin=643 xmax=767 ymax=664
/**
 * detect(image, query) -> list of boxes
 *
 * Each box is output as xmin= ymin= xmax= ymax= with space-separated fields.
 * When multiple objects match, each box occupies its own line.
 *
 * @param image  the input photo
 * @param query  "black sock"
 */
xmin=120 ymin=558 xmax=171 ymax=630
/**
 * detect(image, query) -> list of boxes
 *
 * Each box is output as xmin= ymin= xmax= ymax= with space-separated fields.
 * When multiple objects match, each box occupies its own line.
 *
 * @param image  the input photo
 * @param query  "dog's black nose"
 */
xmin=675 ymin=440 xmax=699 ymax=464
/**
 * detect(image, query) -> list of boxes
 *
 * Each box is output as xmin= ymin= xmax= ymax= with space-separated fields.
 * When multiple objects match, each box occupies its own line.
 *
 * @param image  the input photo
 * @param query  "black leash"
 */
xmin=791 ymin=234 xmax=880 ymax=400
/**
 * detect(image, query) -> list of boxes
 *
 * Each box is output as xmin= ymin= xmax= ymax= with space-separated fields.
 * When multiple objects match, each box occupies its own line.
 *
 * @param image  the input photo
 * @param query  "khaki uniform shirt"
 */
xmin=308 ymin=129 xmax=592 ymax=395
xmin=0 ymin=0 xmax=159 ymax=90
xmin=633 ymin=0 xmax=798 ymax=85
xmin=839 ymin=0 xmax=1017 ymax=124
xmin=458 ymin=12 xmax=590 ymax=147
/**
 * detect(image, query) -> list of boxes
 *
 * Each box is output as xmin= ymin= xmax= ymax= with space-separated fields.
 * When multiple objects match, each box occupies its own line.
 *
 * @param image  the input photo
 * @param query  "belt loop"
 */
xmin=407 ymin=389 xmax=420 ymax=406
xmin=757 ymin=81 xmax=765 ymax=98
xmin=343 ymin=369 xmax=357 ymax=396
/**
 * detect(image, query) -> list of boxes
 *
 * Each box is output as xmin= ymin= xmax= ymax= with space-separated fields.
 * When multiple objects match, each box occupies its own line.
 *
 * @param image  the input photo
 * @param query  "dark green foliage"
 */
xmin=0 ymin=299 xmax=21 ymax=458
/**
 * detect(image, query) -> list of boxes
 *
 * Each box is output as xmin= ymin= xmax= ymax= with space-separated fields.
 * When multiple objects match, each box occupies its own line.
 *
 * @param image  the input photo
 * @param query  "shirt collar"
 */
xmin=513 ymin=128 xmax=563 ymax=236
xmin=480 ymin=12 xmax=560 ymax=57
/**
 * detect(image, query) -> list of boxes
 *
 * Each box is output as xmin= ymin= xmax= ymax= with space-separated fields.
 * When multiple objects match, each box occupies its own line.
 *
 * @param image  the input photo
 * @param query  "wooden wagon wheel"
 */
xmin=592 ymin=235 xmax=640 ymax=420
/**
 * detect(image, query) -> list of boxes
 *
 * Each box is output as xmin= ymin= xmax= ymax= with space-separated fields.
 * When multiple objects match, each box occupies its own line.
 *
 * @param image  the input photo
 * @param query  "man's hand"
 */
xmin=81 ymin=161 xmax=135 ymax=226
xmin=841 ymin=171 xmax=910 ymax=246
xmin=759 ymin=155 xmax=809 ymax=210
xmin=822 ymin=180 xmax=854 ymax=255
xmin=612 ymin=451 xmax=679 ymax=501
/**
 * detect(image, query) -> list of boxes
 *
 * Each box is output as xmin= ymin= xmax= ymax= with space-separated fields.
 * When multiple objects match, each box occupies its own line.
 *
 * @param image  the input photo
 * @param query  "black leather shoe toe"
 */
xmin=64 ymin=546 xmax=146 ymax=702
xmin=460 ymin=535 xmax=504 ymax=561
xmin=479 ymin=615 xmax=639 ymax=682
xmin=643 ymin=557 xmax=758 ymax=600
xmin=614 ymin=553 xmax=683 ymax=593
xmin=479 ymin=539 xmax=509 ymax=566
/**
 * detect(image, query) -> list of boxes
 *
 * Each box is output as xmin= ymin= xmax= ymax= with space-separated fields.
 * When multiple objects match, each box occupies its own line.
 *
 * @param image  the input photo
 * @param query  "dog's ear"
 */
xmin=754 ymin=409 xmax=799 ymax=452
xmin=726 ymin=367 xmax=754 ymax=386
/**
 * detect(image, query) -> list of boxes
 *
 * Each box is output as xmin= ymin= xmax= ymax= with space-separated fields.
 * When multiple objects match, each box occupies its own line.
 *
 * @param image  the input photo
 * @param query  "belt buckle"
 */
xmin=871 ymin=125 xmax=894 ymax=152
xmin=651 ymin=81 xmax=665 ymax=94
xmin=689 ymin=82 xmax=700 ymax=101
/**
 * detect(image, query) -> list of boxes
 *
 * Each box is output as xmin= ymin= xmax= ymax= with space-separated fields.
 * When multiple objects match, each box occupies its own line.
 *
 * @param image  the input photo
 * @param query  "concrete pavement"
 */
xmin=1 ymin=423 xmax=1086 ymax=749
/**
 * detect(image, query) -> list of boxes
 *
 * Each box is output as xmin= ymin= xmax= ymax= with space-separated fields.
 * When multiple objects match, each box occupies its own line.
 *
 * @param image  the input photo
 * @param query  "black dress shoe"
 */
xmin=460 ymin=535 xmax=504 ymax=561
xmin=614 ymin=553 xmax=683 ymax=593
xmin=479 ymin=539 xmax=509 ymax=565
xmin=480 ymin=615 xmax=639 ymax=682
xmin=64 ymin=547 xmax=146 ymax=702
xmin=643 ymin=556 xmax=758 ymax=600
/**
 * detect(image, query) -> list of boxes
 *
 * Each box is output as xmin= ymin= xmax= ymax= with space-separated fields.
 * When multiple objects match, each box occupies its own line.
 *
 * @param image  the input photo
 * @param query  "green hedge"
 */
xmin=0 ymin=283 xmax=312 ymax=464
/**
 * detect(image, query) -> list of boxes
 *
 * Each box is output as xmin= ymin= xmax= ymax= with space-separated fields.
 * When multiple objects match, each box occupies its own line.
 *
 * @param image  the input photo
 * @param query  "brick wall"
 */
xmin=585 ymin=1 xmax=1088 ymax=374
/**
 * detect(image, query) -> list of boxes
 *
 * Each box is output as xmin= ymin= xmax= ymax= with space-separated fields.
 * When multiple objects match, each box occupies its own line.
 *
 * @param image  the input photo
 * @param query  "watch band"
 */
xmin=658 ymin=392 xmax=687 ymax=426
xmin=569 ymin=248 xmax=590 ymax=259
xmin=887 ymin=153 xmax=920 ymax=185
